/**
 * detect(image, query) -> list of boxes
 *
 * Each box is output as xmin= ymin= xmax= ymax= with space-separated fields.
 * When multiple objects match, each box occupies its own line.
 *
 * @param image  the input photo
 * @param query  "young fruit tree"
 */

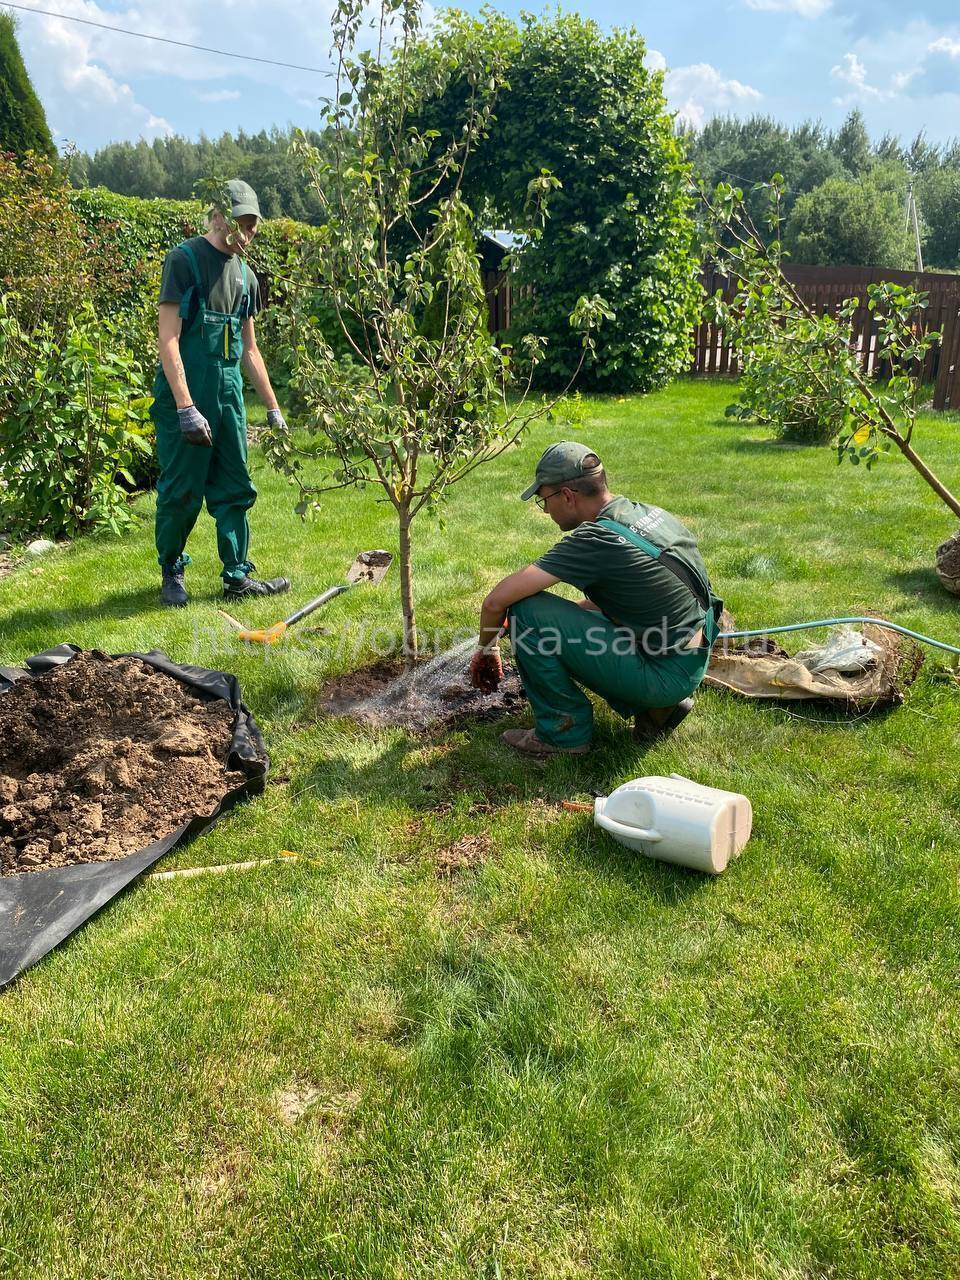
xmin=260 ymin=0 xmax=611 ymax=658
xmin=701 ymin=176 xmax=960 ymax=594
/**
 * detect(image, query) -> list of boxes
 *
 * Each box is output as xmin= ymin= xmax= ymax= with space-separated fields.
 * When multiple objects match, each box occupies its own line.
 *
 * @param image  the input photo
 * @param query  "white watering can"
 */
xmin=591 ymin=774 xmax=752 ymax=875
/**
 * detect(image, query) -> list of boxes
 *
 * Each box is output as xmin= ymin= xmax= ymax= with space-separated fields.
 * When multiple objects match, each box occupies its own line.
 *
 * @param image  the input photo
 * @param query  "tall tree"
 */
xmin=830 ymin=109 xmax=872 ymax=178
xmin=784 ymin=164 xmax=914 ymax=268
xmin=0 ymin=12 xmax=54 ymax=158
xmin=408 ymin=11 xmax=700 ymax=390
xmin=916 ymin=167 xmax=960 ymax=269
xmin=262 ymin=2 xmax=610 ymax=659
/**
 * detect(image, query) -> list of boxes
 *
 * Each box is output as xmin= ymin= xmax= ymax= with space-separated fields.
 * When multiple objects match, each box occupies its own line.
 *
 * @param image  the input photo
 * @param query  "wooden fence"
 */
xmin=483 ymin=269 xmax=511 ymax=334
xmin=482 ymin=261 xmax=960 ymax=411
xmin=693 ymin=264 xmax=960 ymax=411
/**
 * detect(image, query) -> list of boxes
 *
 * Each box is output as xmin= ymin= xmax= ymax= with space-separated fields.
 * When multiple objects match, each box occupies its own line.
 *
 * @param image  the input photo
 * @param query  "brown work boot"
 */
xmin=633 ymin=697 xmax=694 ymax=742
xmin=501 ymin=728 xmax=590 ymax=756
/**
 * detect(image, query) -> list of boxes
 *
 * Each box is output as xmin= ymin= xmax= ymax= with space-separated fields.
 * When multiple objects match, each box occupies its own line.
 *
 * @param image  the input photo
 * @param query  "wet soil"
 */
xmin=0 ymin=651 xmax=248 ymax=876
xmin=317 ymin=655 xmax=526 ymax=730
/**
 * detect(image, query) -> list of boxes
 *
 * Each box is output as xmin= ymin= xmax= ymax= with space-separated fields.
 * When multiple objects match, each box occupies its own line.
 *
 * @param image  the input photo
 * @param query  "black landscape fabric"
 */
xmin=0 ymin=645 xmax=268 ymax=989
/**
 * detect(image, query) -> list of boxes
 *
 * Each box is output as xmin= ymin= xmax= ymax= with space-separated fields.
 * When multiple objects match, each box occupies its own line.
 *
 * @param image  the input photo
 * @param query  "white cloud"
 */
xmin=831 ymin=52 xmax=876 ymax=94
xmin=663 ymin=63 xmax=761 ymax=129
xmin=645 ymin=48 xmax=667 ymax=74
xmin=830 ymin=50 xmax=921 ymax=106
xmin=16 ymin=0 xmax=442 ymax=149
xmin=928 ymin=36 xmax=960 ymax=58
xmin=744 ymin=0 xmax=832 ymax=17
xmin=15 ymin=0 xmax=343 ymax=147
xmin=21 ymin=9 xmax=174 ymax=142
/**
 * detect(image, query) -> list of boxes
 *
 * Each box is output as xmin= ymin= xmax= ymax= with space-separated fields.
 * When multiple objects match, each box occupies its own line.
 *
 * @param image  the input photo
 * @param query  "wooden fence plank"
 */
xmin=688 ymin=264 xmax=960 ymax=408
xmin=934 ymin=304 xmax=960 ymax=411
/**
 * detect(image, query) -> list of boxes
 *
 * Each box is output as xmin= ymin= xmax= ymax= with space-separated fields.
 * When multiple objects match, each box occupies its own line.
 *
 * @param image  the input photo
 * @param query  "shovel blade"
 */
xmin=345 ymin=549 xmax=393 ymax=586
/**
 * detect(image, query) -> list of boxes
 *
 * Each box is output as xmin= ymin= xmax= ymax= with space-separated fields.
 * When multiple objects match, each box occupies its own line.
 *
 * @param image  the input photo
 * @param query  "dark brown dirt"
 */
xmin=347 ymin=549 xmax=392 ymax=584
xmin=317 ymin=655 xmax=526 ymax=730
xmin=318 ymin=657 xmax=406 ymax=707
xmin=0 ymin=651 xmax=248 ymax=876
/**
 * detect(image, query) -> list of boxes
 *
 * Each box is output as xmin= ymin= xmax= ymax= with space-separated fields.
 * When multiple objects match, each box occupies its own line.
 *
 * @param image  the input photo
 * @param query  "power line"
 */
xmin=714 ymin=167 xmax=802 ymax=196
xmin=3 ymin=1 xmax=333 ymax=75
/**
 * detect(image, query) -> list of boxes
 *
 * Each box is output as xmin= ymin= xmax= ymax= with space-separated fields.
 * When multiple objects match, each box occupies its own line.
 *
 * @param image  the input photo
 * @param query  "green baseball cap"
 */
xmin=225 ymin=179 xmax=261 ymax=219
xmin=520 ymin=441 xmax=604 ymax=500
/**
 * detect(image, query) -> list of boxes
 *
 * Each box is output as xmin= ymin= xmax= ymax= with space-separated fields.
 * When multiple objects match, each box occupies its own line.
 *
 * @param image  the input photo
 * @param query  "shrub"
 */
xmin=404 ymin=11 xmax=701 ymax=391
xmin=0 ymin=300 xmax=153 ymax=539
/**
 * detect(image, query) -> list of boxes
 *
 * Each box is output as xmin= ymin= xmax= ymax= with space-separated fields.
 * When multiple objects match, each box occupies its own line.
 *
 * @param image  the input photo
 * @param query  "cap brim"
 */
xmin=520 ymin=480 xmax=539 ymax=501
xmin=231 ymin=204 xmax=261 ymax=219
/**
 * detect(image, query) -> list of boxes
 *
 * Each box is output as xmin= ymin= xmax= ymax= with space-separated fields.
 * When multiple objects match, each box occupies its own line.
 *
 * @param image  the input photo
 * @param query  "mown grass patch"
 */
xmin=1 ymin=380 xmax=959 ymax=1278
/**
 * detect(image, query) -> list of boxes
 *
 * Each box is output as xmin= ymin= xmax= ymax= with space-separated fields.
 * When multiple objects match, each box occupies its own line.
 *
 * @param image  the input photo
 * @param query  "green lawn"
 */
xmin=2 ymin=380 xmax=960 ymax=1279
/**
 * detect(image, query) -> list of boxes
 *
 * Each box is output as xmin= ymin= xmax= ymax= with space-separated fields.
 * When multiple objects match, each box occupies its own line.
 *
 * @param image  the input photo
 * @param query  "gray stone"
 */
xmin=26 ymin=539 xmax=57 ymax=556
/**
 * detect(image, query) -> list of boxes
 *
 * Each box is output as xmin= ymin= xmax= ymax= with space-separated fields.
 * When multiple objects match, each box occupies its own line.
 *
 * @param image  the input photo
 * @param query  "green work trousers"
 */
xmin=507 ymin=592 xmax=714 ymax=749
xmin=151 ymin=363 xmax=257 ymax=582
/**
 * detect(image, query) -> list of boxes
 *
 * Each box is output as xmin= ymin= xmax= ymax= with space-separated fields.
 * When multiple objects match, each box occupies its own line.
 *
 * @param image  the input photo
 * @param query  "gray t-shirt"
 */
xmin=159 ymin=237 xmax=260 ymax=328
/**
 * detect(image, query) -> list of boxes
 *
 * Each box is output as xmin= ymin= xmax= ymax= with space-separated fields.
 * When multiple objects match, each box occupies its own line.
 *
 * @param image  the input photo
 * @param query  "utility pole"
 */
xmin=906 ymin=180 xmax=924 ymax=273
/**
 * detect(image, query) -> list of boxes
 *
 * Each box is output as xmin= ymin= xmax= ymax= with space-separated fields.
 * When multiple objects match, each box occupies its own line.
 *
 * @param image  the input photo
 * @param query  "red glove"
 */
xmin=469 ymin=648 xmax=504 ymax=692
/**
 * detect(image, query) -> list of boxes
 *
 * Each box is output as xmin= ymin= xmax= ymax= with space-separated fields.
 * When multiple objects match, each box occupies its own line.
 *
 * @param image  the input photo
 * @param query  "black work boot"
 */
xmin=160 ymin=564 xmax=188 ymax=607
xmin=223 ymin=571 xmax=291 ymax=601
xmin=633 ymin=697 xmax=694 ymax=742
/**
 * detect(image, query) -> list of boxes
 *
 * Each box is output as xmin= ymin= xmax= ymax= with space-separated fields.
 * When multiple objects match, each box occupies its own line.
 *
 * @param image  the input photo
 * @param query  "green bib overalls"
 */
xmin=508 ymin=517 xmax=722 ymax=748
xmin=150 ymin=242 xmax=257 ymax=582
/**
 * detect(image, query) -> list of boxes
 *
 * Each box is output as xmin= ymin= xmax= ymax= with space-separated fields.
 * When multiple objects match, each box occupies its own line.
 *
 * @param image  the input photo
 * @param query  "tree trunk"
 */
xmin=398 ymin=507 xmax=418 ymax=664
xmin=889 ymin=432 xmax=960 ymax=521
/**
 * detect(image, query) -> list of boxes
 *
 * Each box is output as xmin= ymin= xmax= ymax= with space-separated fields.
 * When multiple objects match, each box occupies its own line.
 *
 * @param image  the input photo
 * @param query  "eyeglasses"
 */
xmin=534 ymin=488 xmax=565 ymax=511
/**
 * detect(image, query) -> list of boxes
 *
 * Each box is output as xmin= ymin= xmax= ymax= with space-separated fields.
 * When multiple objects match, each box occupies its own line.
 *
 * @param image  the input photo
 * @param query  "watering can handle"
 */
xmin=595 ymin=811 xmax=662 ymax=844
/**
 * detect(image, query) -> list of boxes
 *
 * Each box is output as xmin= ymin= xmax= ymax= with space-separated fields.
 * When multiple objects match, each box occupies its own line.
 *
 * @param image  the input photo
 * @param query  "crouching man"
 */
xmin=469 ymin=442 xmax=721 ymax=755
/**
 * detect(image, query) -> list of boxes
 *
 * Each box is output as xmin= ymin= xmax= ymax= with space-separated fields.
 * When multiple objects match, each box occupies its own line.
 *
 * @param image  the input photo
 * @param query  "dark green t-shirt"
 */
xmin=158 ymin=237 xmax=260 ymax=328
xmin=535 ymin=496 xmax=711 ymax=642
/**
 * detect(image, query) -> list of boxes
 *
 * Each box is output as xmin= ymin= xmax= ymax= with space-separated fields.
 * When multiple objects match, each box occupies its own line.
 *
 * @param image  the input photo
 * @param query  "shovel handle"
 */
xmin=283 ymin=584 xmax=350 ymax=627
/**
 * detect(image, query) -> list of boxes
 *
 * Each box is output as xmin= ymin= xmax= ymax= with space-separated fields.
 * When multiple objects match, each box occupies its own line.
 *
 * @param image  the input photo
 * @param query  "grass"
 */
xmin=1 ymin=379 xmax=959 ymax=1279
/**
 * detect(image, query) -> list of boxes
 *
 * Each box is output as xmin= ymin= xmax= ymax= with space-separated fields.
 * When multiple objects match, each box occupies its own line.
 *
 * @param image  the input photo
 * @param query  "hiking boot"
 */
xmin=160 ymin=565 xmax=188 ymax=607
xmin=223 ymin=574 xmax=290 ymax=600
xmin=501 ymin=728 xmax=590 ymax=756
xmin=633 ymin=697 xmax=694 ymax=742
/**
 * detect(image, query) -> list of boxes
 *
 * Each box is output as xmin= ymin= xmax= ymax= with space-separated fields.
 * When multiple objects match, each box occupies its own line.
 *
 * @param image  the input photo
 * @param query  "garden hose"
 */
xmin=718 ymin=617 xmax=960 ymax=657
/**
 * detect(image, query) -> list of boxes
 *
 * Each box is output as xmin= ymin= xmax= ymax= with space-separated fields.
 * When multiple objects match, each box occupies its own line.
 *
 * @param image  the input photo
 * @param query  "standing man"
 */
xmin=469 ymin=442 xmax=722 ymax=755
xmin=151 ymin=179 xmax=292 ymax=606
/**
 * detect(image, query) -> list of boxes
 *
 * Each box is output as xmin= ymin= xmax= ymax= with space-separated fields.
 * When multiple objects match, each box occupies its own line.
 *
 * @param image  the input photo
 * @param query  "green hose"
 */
xmin=718 ymin=616 xmax=960 ymax=657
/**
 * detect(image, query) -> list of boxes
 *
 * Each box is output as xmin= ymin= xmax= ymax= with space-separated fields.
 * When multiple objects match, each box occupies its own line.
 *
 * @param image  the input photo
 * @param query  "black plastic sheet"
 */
xmin=0 ymin=645 xmax=268 ymax=988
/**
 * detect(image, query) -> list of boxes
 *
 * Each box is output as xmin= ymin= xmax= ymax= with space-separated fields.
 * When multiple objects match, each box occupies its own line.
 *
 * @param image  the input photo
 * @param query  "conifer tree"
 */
xmin=0 ymin=12 xmax=55 ymax=158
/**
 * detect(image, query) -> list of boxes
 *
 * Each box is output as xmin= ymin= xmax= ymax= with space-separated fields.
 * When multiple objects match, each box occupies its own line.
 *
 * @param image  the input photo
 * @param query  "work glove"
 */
xmin=469 ymin=647 xmax=504 ymax=693
xmin=177 ymin=405 xmax=212 ymax=448
xmin=266 ymin=408 xmax=288 ymax=432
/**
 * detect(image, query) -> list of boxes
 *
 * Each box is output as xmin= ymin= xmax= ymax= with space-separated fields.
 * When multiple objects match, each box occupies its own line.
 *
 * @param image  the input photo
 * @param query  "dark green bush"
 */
xmin=0 ymin=299 xmax=153 ymax=538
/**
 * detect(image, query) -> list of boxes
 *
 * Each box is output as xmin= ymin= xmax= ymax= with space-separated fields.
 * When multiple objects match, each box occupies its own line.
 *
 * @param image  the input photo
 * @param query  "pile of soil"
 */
xmin=0 ymin=651 xmax=248 ymax=876
xmin=318 ymin=655 xmax=526 ymax=731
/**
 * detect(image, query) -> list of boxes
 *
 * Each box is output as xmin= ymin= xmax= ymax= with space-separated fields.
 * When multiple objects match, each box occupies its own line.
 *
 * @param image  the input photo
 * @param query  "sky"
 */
xmin=8 ymin=0 xmax=960 ymax=155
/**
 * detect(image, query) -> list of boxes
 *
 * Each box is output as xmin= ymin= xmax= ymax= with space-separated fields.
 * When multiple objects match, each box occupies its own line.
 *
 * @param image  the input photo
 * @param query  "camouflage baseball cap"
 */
xmin=225 ymin=179 xmax=261 ymax=219
xmin=520 ymin=441 xmax=604 ymax=500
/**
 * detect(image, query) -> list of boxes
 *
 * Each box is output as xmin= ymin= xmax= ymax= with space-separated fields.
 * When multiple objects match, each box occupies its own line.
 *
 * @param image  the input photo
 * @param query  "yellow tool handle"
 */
xmin=238 ymin=620 xmax=288 ymax=645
